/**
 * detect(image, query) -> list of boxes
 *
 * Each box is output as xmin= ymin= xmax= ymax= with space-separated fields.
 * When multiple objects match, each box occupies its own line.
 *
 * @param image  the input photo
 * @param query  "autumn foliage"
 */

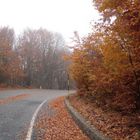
xmin=0 ymin=27 xmax=24 ymax=86
xmin=69 ymin=0 xmax=140 ymax=112
xmin=0 ymin=27 xmax=71 ymax=89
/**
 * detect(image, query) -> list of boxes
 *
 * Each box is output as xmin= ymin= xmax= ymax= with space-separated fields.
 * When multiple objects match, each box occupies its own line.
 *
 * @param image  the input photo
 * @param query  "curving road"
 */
xmin=0 ymin=89 xmax=71 ymax=140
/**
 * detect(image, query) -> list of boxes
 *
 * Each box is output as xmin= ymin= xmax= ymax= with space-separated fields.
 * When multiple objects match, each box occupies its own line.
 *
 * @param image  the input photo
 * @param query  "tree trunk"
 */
xmin=127 ymin=47 xmax=140 ymax=109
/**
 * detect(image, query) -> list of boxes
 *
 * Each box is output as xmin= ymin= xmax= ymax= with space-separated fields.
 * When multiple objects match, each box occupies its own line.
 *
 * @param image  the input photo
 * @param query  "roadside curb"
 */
xmin=64 ymin=97 xmax=111 ymax=140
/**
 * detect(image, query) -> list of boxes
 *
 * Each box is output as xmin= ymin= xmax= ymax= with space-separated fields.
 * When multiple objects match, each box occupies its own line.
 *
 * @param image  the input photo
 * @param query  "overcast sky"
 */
xmin=0 ymin=0 xmax=100 ymax=44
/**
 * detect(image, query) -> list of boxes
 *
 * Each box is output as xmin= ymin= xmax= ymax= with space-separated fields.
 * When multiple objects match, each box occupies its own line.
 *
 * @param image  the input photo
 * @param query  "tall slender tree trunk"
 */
xmin=127 ymin=47 xmax=140 ymax=109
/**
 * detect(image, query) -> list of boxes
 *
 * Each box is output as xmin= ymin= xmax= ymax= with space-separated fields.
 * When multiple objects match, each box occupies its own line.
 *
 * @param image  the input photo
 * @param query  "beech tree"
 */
xmin=0 ymin=27 xmax=71 ymax=89
xmin=0 ymin=27 xmax=23 ymax=85
xmin=69 ymin=0 xmax=140 ymax=112
xmin=93 ymin=0 xmax=140 ymax=108
xmin=17 ymin=28 xmax=70 ymax=89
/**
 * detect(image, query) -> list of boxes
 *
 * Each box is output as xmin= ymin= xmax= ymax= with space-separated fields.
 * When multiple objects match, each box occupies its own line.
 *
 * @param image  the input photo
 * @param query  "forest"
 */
xmin=0 ymin=27 xmax=71 ymax=89
xmin=69 ymin=0 xmax=140 ymax=113
xmin=0 ymin=1 xmax=140 ymax=139
xmin=0 ymin=0 xmax=140 ymax=112
xmin=0 ymin=0 xmax=140 ymax=139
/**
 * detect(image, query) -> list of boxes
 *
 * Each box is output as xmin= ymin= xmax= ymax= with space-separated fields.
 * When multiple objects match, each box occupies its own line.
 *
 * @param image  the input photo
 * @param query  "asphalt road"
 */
xmin=0 ymin=89 xmax=72 ymax=140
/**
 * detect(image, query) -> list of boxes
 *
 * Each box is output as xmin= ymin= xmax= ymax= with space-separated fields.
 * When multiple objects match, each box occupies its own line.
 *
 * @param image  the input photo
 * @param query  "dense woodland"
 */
xmin=69 ymin=0 xmax=140 ymax=113
xmin=0 ymin=0 xmax=140 ymax=113
xmin=0 ymin=27 xmax=72 ymax=89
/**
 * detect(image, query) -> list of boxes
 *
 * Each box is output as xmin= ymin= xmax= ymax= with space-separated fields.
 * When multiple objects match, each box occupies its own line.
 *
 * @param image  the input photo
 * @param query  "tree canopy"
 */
xmin=68 ymin=0 xmax=140 ymax=112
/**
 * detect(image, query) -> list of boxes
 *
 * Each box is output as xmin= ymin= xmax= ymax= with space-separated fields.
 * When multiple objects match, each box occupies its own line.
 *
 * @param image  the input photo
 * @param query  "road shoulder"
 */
xmin=32 ymin=97 xmax=89 ymax=140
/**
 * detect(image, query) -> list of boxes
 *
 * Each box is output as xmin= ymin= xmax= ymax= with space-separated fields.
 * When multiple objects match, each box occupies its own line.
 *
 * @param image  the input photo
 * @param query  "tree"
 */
xmin=0 ymin=26 xmax=23 ymax=86
xmin=68 ymin=0 xmax=140 ymax=111
xmin=17 ymin=28 xmax=70 ymax=89
xmin=93 ymin=0 xmax=140 ymax=108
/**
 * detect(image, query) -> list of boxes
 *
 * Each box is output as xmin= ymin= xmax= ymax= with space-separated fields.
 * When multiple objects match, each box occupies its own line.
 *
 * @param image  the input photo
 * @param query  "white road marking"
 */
xmin=26 ymin=99 xmax=47 ymax=140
